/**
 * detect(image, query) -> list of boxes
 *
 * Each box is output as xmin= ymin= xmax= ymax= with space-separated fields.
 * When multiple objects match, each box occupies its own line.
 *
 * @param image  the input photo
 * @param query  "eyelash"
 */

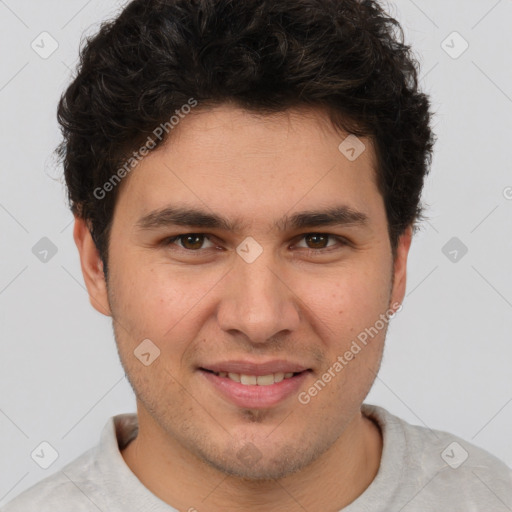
xmin=161 ymin=233 xmax=348 ymax=256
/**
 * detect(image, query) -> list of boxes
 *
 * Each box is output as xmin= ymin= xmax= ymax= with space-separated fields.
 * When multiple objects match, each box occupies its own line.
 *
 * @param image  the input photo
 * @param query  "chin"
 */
xmin=196 ymin=438 xmax=321 ymax=482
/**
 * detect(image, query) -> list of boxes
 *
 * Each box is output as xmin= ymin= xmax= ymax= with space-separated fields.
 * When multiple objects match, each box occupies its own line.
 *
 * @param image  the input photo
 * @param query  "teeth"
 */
xmin=257 ymin=374 xmax=276 ymax=386
xmin=215 ymin=371 xmax=297 ymax=385
xmin=272 ymin=373 xmax=284 ymax=383
xmin=240 ymin=374 xmax=257 ymax=385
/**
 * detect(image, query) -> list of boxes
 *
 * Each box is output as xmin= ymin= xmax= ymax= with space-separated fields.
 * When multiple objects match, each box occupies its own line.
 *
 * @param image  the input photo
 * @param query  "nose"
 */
xmin=216 ymin=250 xmax=301 ymax=345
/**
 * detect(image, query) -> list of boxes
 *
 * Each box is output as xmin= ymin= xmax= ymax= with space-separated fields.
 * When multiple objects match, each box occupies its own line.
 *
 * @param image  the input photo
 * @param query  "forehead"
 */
xmin=114 ymin=104 xmax=382 ymax=228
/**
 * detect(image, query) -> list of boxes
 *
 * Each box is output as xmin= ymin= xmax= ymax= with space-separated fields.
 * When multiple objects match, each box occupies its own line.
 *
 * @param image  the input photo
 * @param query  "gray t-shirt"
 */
xmin=2 ymin=403 xmax=511 ymax=511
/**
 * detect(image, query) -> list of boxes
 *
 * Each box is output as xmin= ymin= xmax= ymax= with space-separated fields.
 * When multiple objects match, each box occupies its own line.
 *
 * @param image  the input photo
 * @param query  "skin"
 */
xmin=74 ymin=104 xmax=412 ymax=512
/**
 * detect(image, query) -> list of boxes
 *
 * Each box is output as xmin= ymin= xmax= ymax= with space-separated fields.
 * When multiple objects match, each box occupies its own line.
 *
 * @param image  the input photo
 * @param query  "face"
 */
xmin=76 ymin=104 xmax=410 ymax=480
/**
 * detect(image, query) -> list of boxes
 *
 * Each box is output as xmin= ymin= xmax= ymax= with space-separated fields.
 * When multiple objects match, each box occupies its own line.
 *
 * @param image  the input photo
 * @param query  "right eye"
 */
xmin=162 ymin=233 xmax=217 ymax=251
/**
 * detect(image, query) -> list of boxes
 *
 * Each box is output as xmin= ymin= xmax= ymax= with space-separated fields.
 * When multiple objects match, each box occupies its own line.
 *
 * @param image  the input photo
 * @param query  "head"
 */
xmin=60 ymin=0 xmax=434 ymax=480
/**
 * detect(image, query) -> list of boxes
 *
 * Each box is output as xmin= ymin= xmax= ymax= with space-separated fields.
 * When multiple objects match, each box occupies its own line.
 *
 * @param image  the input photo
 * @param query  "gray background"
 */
xmin=1 ymin=0 xmax=511 ymax=505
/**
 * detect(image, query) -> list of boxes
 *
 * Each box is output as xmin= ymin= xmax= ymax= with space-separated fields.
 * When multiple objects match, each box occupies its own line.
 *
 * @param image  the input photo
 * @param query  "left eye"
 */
xmin=295 ymin=233 xmax=341 ymax=251
xmin=163 ymin=233 xmax=343 ymax=252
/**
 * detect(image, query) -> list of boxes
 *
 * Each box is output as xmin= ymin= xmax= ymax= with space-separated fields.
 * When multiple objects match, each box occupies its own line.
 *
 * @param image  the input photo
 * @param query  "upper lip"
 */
xmin=200 ymin=360 xmax=311 ymax=376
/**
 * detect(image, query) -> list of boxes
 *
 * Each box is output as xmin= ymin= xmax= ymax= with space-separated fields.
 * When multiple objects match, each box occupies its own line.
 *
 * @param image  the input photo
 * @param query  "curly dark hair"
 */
xmin=56 ymin=0 xmax=435 ymax=275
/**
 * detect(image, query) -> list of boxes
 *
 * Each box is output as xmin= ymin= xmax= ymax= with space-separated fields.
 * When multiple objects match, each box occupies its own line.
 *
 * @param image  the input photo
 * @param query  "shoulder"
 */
xmin=363 ymin=403 xmax=512 ymax=509
xmin=0 ymin=448 xmax=102 ymax=512
xmin=0 ymin=414 xmax=135 ymax=512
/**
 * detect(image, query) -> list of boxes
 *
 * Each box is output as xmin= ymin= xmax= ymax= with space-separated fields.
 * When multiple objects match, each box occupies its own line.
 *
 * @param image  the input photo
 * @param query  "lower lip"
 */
xmin=199 ymin=369 xmax=310 ymax=409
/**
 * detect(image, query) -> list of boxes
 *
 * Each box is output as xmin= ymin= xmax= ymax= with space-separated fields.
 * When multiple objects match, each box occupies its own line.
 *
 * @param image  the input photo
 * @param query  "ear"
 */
xmin=389 ymin=225 xmax=413 ymax=312
xmin=73 ymin=217 xmax=112 ymax=317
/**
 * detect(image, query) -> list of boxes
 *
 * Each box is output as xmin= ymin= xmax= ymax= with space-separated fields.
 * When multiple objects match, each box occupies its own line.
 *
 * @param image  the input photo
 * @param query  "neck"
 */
xmin=121 ymin=407 xmax=382 ymax=512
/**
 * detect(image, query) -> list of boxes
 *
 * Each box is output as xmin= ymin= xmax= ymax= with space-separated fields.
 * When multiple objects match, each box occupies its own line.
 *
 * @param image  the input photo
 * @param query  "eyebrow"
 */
xmin=136 ymin=204 xmax=369 ymax=233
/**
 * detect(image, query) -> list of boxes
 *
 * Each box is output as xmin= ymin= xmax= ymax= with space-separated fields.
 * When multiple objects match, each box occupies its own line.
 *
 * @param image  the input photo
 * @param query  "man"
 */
xmin=3 ymin=0 xmax=511 ymax=510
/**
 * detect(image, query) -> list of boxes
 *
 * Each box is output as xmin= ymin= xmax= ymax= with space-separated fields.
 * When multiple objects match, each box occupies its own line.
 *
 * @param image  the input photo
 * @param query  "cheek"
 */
xmin=109 ymin=254 xmax=221 ymax=343
xmin=304 ymin=267 xmax=391 ymax=398
xmin=305 ymin=260 xmax=392 ymax=331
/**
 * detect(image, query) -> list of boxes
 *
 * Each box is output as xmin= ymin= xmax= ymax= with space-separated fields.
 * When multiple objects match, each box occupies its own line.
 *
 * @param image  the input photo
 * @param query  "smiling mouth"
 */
xmin=200 ymin=368 xmax=308 ymax=386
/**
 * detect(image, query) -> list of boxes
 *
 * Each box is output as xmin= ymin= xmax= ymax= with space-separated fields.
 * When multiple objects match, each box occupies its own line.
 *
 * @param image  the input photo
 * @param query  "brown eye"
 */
xmin=180 ymin=234 xmax=205 ymax=250
xmin=304 ymin=234 xmax=330 ymax=249
xmin=296 ymin=233 xmax=341 ymax=251
xmin=164 ymin=234 xmax=215 ymax=250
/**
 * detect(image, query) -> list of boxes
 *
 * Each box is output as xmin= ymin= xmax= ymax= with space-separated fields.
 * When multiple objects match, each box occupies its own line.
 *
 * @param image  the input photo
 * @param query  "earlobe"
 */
xmin=73 ymin=217 xmax=112 ymax=317
xmin=390 ymin=225 xmax=413 ymax=311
